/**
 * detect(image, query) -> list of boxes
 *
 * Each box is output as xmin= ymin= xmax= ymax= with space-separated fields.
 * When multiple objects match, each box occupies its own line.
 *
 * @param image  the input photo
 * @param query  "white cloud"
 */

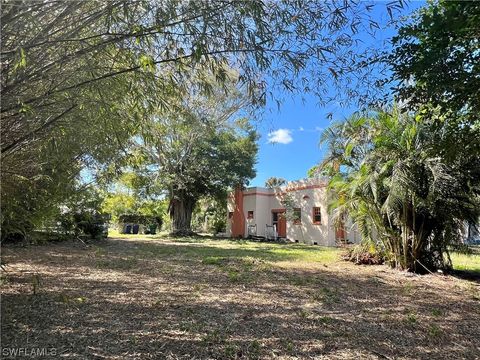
xmin=267 ymin=129 xmax=293 ymax=144
xmin=299 ymin=126 xmax=304 ymax=131
xmin=315 ymin=126 xmax=323 ymax=132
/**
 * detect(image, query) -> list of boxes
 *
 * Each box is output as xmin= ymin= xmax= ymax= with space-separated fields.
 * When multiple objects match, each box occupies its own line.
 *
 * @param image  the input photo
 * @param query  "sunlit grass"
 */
xmin=450 ymin=251 xmax=480 ymax=273
xmin=108 ymin=230 xmax=342 ymax=265
xmin=108 ymin=231 xmax=480 ymax=273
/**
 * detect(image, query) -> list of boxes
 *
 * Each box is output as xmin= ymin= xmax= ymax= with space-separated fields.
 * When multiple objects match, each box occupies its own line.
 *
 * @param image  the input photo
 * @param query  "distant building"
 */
xmin=465 ymin=221 xmax=480 ymax=245
xmin=226 ymin=178 xmax=360 ymax=246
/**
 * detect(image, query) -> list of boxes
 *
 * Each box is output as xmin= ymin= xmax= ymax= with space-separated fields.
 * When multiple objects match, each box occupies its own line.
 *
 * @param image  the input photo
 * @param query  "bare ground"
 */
xmin=1 ymin=236 xmax=479 ymax=359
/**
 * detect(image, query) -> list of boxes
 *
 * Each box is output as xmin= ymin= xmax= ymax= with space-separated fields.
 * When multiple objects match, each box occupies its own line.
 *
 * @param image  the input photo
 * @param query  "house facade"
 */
xmin=226 ymin=178 xmax=360 ymax=246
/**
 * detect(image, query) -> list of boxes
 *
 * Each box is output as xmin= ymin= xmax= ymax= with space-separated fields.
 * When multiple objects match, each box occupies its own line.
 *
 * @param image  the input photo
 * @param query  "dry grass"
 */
xmin=1 ymin=236 xmax=479 ymax=359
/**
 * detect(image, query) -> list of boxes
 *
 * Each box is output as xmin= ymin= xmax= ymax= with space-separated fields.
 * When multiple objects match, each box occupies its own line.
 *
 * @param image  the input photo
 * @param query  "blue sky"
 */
xmin=249 ymin=1 xmax=425 ymax=187
xmin=250 ymin=97 xmax=353 ymax=186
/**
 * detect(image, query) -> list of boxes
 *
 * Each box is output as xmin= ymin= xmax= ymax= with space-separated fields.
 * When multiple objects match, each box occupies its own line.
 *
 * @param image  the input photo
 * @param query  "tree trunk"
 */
xmin=169 ymin=191 xmax=196 ymax=236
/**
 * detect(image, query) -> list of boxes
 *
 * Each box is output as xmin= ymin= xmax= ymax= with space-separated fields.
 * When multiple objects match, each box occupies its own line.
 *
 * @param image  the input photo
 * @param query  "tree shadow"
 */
xmin=1 ymin=237 xmax=479 ymax=359
xmin=450 ymin=269 xmax=480 ymax=282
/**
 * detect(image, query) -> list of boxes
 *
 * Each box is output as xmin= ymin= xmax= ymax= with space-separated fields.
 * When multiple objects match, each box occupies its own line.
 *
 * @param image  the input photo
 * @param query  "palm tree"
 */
xmin=265 ymin=177 xmax=287 ymax=188
xmin=321 ymin=107 xmax=480 ymax=272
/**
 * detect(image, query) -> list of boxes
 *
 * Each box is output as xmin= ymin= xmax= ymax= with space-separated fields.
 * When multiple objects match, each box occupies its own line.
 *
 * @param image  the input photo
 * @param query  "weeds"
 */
xmin=96 ymin=257 xmax=138 ymax=270
xmin=402 ymin=282 xmax=415 ymax=296
xmin=313 ymin=287 xmax=339 ymax=304
xmin=297 ymin=308 xmax=310 ymax=319
xmin=318 ymin=316 xmax=335 ymax=325
xmin=405 ymin=312 xmax=417 ymax=324
xmin=31 ymin=273 xmax=42 ymax=295
xmin=93 ymin=246 xmax=106 ymax=257
xmin=428 ymin=324 xmax=442 ymax=337
xmin=202 ymin=256 xmax=225 ymax=266
xmin=57 ymin=293 xmax=86 ymax=305
xmin=0 ymin=274 xmax=10 ymax=286
xmin=223 ymin=344 xmax=239 ymax=358
xmin=203 ymin=256 xmax=257 ymax=284
xmin=246 ymin=340 xmax=261 ymax=359
xmin=282 ymin=339 xmax=294 ymax=352
xmin=288 ymin=274 xmax=314 ymax=286
xmin=228 ymin=269 xmax=240 ymax=282
xmin=202 ymin=329 xmax=227 ymax=346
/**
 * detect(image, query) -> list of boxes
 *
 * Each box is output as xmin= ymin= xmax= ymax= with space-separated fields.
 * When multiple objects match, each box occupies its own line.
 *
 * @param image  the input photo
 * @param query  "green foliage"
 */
xmin=58 ymin=210 xmax=107 ymax=240
xmin=56 ymin=189 xmax=109 ymax=240
xmin=134 ymin=69 xmax=259 ymax=234
xmin=1 ymin=0 xmax=404 ymax=240
xmin=102 ymin=193 xmax=137 ymax=221
xmin=73 ymin=212 xmax=108 ymax=240
xmin=192 ymin=195 xmax=228 ymax=234
xmin=428 ymin=324 xmax=442 ymax=338
xmin=264 ymin=177 xmax=287 ymax=188
xmin=117 ymin=214 xmax=162 ymax=228
xmin=99 ymin=168 xmax=167 ymax=229
xmin=321 ymin=107 xmax=480 ymax=272
xmin=344 ymin=243 xmax=385 ymax=265
xmin=102 ymin=191 xmax=167 ymax=225
xmin=307 ymin=164 xmax=335 ymax=178
xmin=391 ymin=1 xmax=480 ymax=125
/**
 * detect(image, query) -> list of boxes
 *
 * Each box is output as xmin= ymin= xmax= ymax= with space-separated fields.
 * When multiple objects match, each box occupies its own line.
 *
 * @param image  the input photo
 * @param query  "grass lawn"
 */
xmin=451 ymin=250 xmax=480 ymax=273
xmin=1 ymin=235 xmax=479 ymax=359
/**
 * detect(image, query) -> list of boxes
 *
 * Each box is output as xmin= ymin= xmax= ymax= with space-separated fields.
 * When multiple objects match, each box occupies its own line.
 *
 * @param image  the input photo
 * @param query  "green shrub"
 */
xmin=117 ymin=214 xmax=162 ymax=228
xmin=211 ymin=218 xmax=226 ymax=234
xmin=58 ymin=210 xmax=108 ymax=240
xmin=342 ymin=243 xmax=385 ymax=265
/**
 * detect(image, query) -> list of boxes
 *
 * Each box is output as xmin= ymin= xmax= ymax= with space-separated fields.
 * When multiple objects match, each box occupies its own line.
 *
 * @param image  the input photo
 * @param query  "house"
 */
xmin=226 ymin=178 xmax=360 ymax=246
xmin=464 ymin=220 xmax=480 ymax=245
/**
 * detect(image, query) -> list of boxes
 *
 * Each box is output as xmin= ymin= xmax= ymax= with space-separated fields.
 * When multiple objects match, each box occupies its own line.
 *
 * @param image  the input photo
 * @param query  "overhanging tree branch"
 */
xmin=1 ymin=104 xmax=77 ymax=156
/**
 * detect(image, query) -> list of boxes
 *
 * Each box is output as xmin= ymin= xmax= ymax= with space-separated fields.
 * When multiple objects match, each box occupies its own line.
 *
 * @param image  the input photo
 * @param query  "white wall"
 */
xmin=227 ymin=180 xmax=362 ymax=245
xmin=345 ymin=219 xmax=360 ymax=244
xmin=284 ymin=185 xmax=335 ymax=246
xmin=243 ymin=191 xmax=257 ymax=235
xmin=226 ymin=195 xmax=235 ymax=237
xmin=255 ymin=195 xmax=272 ymax=237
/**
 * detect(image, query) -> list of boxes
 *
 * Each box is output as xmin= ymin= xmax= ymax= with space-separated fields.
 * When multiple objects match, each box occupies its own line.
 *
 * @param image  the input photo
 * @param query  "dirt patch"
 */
xmin=1 ymin=237 xmax=479 ymax=359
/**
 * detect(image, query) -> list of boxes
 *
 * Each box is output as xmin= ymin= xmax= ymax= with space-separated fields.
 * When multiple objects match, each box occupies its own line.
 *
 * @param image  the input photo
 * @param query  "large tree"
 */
xmin=132 ymin=69 xmax=258 ymax=235
xmin=1 ymin=0 xmax=404 ymax=239
xmin=390 ymin=0 xmax=480 ymax=125
xmin=321 ymin=108 xmax=480 ymax=272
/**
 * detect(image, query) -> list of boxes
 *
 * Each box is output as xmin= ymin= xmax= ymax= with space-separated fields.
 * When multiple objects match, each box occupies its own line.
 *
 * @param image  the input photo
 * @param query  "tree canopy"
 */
xmin=1 ymin=0 xmax=403 ymax=240
xmin=390 ymin=1 xmax=480 ymax=125
xmin=318 ymin=0 xmax=480 ymax=272
xmin=128 ymin=68 xmax=258 ymax=234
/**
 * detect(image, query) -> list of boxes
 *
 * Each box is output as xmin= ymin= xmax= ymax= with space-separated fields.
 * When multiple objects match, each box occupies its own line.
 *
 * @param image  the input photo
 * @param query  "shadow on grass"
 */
xmin=104 ymin=236 xmax=339 ymax=259
xmin=451 ymin=269 xmax=480 ymax=282
xmin=2 ymin=237 xmax=479 ymax=359
xmin=2 ymin=264 xmax=479 ymax=359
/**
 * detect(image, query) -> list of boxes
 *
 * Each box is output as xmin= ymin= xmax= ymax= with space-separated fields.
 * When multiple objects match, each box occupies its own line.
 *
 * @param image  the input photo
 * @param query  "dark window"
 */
xmin=293 ymin=208 xmax=301 ymax=224
xmin=313 ymin=207 xmax=321 ymax=224
xmin=247 ymin=211 xmax=254 ymax=219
